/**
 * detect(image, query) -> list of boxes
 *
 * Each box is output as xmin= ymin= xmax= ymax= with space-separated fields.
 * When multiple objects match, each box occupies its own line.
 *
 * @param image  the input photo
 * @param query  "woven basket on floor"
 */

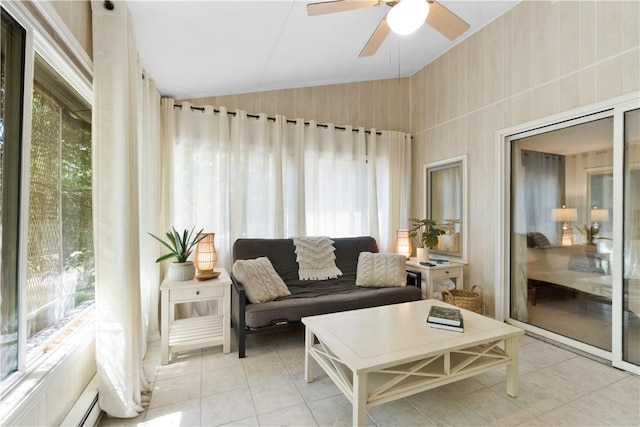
xmin=442 ymin=285 xmax=483 ymax=314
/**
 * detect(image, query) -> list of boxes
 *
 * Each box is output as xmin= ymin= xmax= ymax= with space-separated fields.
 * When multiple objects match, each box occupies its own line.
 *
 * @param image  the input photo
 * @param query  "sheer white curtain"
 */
xmin=92 ymin=0 xmax=161 ymax=417
xmin=303 ymin=122 xmax=368 ymax=237
xmin=367 ymin=131 xmax=412 ymax=251
xmin=521 ymin=150 xmax=565 ymax=243
xmin=168 ymin=105 xmax=410 ymax=268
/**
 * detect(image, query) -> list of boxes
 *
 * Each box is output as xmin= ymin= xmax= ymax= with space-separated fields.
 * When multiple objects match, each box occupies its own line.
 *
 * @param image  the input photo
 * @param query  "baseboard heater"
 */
xmin=61 ymin=375 xmax=101 ymax=427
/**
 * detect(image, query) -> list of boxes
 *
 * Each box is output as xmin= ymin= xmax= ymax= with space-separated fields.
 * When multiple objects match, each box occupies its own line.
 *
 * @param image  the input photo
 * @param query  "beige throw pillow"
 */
xmin=356 ymin=252 xmax=407 ymax=288
xmin=232 ymin=257 xmax=291 ymax=304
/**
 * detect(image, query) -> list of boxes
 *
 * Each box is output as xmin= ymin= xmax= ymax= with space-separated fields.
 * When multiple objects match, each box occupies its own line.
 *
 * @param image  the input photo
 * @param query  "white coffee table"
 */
xmin=302 ymin=299 xmax=524 ymax=426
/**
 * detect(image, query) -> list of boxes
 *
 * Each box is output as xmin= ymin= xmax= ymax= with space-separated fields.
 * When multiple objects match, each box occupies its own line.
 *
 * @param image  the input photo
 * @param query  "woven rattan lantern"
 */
xmin=396 ymin=229 xmax=412 ymax=259
xmin=194 ymin=233 xmax=218 ymax=280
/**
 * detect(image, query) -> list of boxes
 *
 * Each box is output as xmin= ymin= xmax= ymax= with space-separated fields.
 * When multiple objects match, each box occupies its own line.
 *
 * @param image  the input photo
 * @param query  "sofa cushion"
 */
xmin=232 ymin=257 xmax=291 ymax=304
xmin=233 ymin=236 xmax=379 ymax=287
xmin=244 ymin=285 xmax=422 ymax=328
xmin=527 ymin=232 xmax=551 ymax=248
xmin=356 ymin=252 xmax=406 ymax=287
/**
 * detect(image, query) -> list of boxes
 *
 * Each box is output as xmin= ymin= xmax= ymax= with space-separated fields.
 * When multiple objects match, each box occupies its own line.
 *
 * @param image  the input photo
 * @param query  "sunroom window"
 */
xmin=0 ymin=5 xmax=93 ymax=385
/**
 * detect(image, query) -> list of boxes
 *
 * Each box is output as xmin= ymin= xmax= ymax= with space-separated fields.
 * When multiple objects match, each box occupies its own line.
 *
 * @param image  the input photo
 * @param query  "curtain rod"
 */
xmin=172 ymin=103 xmax=382 ymax=136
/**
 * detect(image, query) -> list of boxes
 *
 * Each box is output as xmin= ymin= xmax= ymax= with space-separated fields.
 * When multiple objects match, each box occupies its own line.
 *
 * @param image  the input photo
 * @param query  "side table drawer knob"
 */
xmin=445 ymin=271 xmax=449 ymax=274
xmin=196 ymin=290 xmax=200 ymax=295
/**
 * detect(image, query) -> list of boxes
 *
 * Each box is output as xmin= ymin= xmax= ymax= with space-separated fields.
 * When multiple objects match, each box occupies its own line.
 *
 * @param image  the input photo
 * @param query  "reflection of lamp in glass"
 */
xmin=396 ymin=229 xmax=412 ymax=259
xmin=194 ymin=233 xmax=218 ymax=280
xmin=590 ymin=207 xmax=609 ymax=232
xmin=552 ymin=205 xmax=578 ymax=246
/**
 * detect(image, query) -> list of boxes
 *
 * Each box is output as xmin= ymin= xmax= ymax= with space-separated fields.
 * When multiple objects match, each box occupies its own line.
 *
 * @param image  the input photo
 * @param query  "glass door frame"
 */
xmin=496 ymin=92 xmax=640 ymax=375
xmin=612 ymin=100 xmax=639 ymax=373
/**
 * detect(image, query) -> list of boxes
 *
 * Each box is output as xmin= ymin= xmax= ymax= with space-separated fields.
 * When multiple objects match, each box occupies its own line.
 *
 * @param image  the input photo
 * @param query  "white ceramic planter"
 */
xmin=416 ymin=247 xmax=430 ymax=263
xmin=167 ymin=261 xmax=196 ymax=281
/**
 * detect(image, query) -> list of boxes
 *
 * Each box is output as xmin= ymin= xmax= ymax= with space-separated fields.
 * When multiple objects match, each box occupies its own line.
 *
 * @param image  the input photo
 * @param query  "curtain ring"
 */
xmin=104 ymin=1 xmax=115 ymax=10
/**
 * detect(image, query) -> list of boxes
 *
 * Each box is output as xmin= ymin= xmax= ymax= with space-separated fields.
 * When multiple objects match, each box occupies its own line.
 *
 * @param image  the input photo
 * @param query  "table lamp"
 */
xmin=396 ymin=229 xmax=412 ymax=259
xmin=590 ymin=207 xmax=609 ymax=232
xmin=551 ymin=205 xmax=577 ymax=246
xmin=194 ymin=232 xmax=219 ymax=280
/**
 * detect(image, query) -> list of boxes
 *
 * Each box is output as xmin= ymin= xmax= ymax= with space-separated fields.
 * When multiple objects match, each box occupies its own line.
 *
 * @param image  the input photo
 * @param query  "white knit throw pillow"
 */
xmin=356 ymin=252 xmax=407 ymax=288
xmin=232 ymin=257 xmax=291 ymax=304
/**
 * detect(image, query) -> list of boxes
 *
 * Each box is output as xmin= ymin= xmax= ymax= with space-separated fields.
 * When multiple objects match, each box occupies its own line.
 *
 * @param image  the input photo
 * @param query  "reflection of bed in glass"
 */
xmin=526 ymin=233 xmax=640 ymax=315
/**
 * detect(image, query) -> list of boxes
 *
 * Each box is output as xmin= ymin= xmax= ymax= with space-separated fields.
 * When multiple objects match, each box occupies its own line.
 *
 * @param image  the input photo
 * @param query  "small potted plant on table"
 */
xmin=149 ymin=226 xmax=205 ymax=281
xmin=409 ymin=218 xmax=445 ymax=262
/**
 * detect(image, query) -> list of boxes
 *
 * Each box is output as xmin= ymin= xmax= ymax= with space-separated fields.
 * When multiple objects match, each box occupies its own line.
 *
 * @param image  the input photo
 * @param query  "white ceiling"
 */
xmin=126 ymin=0 xmax=519 ymax=99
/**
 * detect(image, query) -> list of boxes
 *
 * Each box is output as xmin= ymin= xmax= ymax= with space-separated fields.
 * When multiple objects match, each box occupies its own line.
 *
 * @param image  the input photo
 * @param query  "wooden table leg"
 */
xmin=505 ymin=336 xmax=520 ymax=397
xmin=305 ymin=327 xmax=315 ymax=383
xmin=353 ymin=371 xmax=367 ymax=427
xmin=161 ymin=289 xmax=170 ymax=365
xmin=222 ymin=287 xmax=231 ymax=353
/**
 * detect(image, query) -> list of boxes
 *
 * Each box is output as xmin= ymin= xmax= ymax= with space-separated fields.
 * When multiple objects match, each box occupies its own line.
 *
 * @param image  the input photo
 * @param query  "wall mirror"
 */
xmin=424 ymin=155 xmax=467 ymax=262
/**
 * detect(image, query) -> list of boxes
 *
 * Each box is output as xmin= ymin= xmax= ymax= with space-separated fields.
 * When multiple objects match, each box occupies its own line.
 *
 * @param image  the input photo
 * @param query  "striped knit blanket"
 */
xmin=292 ymin=236 xmax=343 ymax=281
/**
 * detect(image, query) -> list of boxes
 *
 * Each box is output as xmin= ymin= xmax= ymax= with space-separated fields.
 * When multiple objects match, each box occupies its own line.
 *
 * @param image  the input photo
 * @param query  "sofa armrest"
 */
xmin=230 ymin=273 xmax=248 ymax=358
xmin=406 ymin=270 xmax=421 ymax=288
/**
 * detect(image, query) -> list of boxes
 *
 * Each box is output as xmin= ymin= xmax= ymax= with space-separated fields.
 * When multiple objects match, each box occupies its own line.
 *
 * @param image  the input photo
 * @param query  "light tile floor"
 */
xmin=99 ymin=325 xmax=639 ymax=427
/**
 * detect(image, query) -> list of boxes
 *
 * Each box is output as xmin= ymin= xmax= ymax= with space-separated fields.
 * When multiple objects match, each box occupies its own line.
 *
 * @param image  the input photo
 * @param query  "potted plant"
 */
xmin=149 ymin=226 xmax=206 ymax=281
xmin=575 ymin=224 xmax=611 ymax=248
xmin=409 ymin=218 xmax=445 ymax=262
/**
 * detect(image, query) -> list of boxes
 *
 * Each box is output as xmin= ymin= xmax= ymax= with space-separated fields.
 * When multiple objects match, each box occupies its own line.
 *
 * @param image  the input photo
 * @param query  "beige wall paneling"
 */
xmin=596 ymin=1 xmax=624 ymax=62
xmin=411 ymin=67 xmax=428 ymax=132
xmin=558 ymin=1 xmax=580 ymax=77
xmin=531 ymin=0 xmax=559 ymax=87
xmin=409 ymin=0 xmax=640 ymax=317
xmin=579 ymin=1 xmax=597 ymax=67
xmin=509 ymin=0 xmax=532 ymax=96
xmin=464 ymin=27 xmax=486 ymax=113
xmin=484 ymin=14 xmax=505 ymax=106
xmin=48 ymin=0 xmax=92 ymax=58
xmin=448 ymin=43 xmax=466 ymax=121
xmin=622 ymin=48 xmax=640 ymax=94
xmin=183 ymin=78 xmax=411 ymax=132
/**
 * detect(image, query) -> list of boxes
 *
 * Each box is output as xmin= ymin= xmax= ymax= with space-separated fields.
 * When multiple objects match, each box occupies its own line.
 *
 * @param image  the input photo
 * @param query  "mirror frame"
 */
xmin=424 ymin=155 xmax=468 ymax=263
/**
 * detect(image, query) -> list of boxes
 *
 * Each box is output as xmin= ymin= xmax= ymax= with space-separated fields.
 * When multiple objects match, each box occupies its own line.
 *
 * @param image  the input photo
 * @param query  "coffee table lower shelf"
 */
xmin=307 ymin=338 xmax=517 ymax=409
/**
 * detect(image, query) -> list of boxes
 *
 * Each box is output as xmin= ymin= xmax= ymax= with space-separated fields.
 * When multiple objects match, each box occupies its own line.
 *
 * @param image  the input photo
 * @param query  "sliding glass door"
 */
xmin=510 ymin=115 xmax=616 ymax=355
xmin=506 ymin=97 xmax=639 ymax=373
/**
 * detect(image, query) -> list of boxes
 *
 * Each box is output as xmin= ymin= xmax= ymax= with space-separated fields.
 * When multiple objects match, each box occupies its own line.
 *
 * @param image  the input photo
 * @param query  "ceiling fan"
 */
xmin=307 ymin=0 xmax=470 ymax=57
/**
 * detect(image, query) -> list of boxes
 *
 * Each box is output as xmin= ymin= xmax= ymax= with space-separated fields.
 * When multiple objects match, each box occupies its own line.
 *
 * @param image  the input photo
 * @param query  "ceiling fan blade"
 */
xmin=307 ymin=0 xmax=380 ymax=16
xmin=426 ymin=1 xmax=470 ymax=41
xmin=359 ymin=15 xmax=390 ymax=57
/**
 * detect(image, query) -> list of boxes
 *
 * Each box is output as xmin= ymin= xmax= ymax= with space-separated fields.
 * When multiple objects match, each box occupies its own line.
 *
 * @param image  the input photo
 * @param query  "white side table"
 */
xmin=160 ymin=268 xmax=231 ymax=365
xmin=406 ymin=259 xmax=464 ymax=299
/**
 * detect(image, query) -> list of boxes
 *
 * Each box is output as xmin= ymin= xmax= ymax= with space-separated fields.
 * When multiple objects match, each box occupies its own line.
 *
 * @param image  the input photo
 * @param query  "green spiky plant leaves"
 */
xmin=409 ymin=218 xmax=445 ymax=249
xmin=148 ymin=226 xmax=206 ymax=263
xmin=575 ymin=224 xmax=612 ymax=245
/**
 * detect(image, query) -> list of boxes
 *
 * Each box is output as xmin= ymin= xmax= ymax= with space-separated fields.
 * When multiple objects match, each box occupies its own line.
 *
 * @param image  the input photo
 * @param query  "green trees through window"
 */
xmin=25 ymin=56 xmax=93 ymax=354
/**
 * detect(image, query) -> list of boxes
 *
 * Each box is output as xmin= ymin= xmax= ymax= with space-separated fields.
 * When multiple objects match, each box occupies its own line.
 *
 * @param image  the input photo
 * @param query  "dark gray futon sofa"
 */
xmin=231 ymin=236 xmax=422 ymax=357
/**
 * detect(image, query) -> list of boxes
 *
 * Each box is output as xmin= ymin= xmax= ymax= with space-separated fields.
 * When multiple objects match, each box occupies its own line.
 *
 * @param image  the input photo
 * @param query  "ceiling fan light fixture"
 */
xmin=387 ymin=0 xmax=429 ymax=35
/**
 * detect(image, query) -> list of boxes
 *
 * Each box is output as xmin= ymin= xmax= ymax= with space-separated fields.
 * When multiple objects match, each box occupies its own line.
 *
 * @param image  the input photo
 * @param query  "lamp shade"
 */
xmin=396 ymin=229 xmax=412 ymax=259
xmin=387 ymin=0 xmax=429 ymax=35
xmin=194 ymin=233 xmax=217 ymax=273
xmin=551 ymin=206 xmax=578 ymax=222
xmin=590 ymin=207 xmax=609 ymax=222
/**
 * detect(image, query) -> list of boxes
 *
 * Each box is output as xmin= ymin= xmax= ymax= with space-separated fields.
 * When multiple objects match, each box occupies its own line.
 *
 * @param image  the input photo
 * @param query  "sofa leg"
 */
xmin=238 ymin=328 xmax=246 ymax=358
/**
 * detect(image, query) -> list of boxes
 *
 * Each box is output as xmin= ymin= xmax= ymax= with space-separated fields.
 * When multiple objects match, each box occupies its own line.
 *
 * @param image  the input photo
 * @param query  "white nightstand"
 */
xmin=406 ymin=259 xmax=464 ymax=299
xmin=160 ymin=268 xmax=231 ymax=365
